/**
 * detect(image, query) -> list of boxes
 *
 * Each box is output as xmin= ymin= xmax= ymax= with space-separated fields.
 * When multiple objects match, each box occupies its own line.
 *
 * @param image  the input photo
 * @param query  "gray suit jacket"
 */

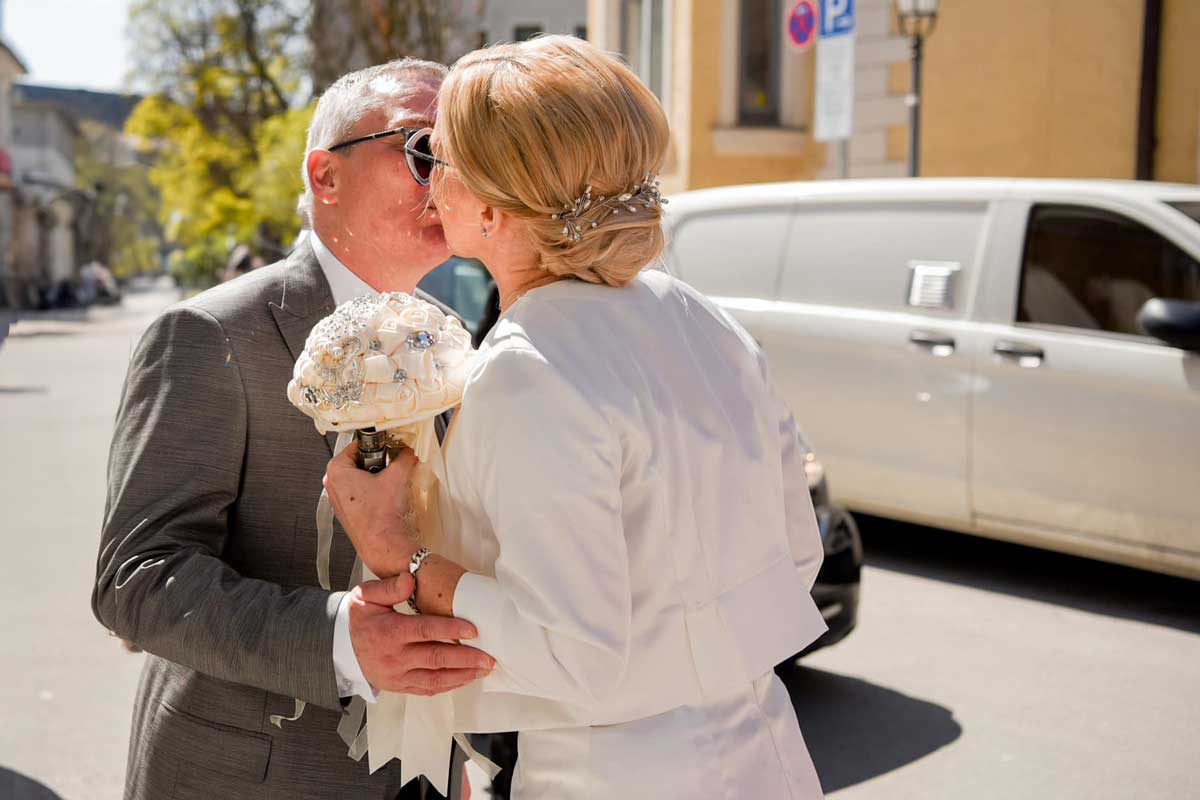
xmin=95 ymin=241 xmax=457 ymax=799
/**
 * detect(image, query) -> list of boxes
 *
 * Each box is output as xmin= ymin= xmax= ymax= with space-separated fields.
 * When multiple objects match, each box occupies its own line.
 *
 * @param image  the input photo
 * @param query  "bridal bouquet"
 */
xmin=286 ymin=291 xmax=490 ymax=792
xmin=288 ymin=291 xmax=474 ymax=447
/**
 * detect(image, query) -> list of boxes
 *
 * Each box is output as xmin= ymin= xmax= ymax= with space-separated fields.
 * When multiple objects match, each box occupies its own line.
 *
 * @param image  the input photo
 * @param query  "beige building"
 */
xmin=9 ymin=100 xmax=79 ymax=302
xmin=0 ymin=36 xmax=26 ymax=308
xmin=587 ymin=0 xmax=1200 ymax=192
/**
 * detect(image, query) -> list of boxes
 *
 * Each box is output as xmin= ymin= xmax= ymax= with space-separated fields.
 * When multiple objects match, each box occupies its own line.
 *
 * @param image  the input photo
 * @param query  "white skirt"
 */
xmin=503 ymin=672 xmax=825 ymax=800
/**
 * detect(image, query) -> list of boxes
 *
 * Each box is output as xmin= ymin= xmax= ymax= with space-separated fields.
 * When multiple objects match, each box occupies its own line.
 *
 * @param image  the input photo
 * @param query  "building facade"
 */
xmin=481 ymin=0 xmax=588 ymax=45
xmin=0 ymin=36 xmax=26 ymax=308
xmin=10 ymin=99 xmax=79 ymax=301
xmin=588 ymin=0 xmax=1200 ymax=192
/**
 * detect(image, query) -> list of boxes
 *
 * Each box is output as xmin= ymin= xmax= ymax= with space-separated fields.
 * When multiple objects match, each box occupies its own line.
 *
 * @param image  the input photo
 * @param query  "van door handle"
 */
xmin=909 ymin=330 xmax=956 ymax=355
xmin=994 ymin=340 xmax=1045 ymax=367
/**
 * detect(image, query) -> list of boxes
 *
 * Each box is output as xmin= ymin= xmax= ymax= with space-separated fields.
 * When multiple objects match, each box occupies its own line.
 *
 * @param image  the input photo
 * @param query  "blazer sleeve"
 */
xmin=450 ymin=345 xmax=632 ymax=711
xmin=758 ymin=346 xmax=824 ymax=590
xmin=93 ymin=304 xmax=345 ymax=710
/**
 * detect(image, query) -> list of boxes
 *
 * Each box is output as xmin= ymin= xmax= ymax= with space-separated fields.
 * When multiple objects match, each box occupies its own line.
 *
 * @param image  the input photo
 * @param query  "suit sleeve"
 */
xmin=93 ymin=304 xmax=345 ymax=710
xmin=450 ymin=345 xmax=631 ymax=711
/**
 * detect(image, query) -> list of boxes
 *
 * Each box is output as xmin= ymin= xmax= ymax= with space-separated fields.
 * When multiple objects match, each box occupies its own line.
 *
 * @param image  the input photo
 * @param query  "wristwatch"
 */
xmin=407 ymin=547 xmax=432 ymax=613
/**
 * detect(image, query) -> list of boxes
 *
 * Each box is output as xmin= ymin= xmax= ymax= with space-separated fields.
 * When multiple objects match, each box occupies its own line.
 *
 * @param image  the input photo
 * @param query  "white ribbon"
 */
xmin=358 ymin=419 xmax=499 ymax=794
xmin=289 ymin=421 xmax=498 ymax=793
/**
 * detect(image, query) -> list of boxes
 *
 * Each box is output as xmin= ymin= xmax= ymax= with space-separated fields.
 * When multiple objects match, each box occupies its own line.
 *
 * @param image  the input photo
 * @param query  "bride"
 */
xmin=325 ymin=34 xmax=828 ymax=799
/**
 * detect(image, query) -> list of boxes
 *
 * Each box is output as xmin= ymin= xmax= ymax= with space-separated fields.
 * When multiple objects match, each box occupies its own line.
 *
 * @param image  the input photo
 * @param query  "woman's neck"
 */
xmin=492 ymin=257 xmax=563 ymax=311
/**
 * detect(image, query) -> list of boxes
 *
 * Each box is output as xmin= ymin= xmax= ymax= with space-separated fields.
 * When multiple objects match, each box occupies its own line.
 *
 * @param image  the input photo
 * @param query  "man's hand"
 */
xmin=324 ymin=440 xmax=418 ymax=577
xmin=349 ymin=573 xmax=494 ymax=696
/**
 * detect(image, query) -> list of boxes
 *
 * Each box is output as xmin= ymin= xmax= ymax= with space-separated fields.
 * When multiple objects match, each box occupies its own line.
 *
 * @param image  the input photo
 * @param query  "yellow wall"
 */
xmin=682 ymin=0 xmax=825 ymax=190
xmin=1154 ymin=0 xmax=1200 ymax=183
xmin=919 ymin=0 xmax=1143 ymax=179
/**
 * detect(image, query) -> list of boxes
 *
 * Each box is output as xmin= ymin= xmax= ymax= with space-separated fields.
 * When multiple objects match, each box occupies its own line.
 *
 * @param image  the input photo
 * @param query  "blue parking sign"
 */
xmin=820 ymin=0 xmax=855 ymax=37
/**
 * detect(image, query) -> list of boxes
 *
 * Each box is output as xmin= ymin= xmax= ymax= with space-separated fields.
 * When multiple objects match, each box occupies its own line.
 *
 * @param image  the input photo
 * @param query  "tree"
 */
xmin=128 ymin=0 xmax=307 ymax=149
xmin=310 ymin=0 xmax=483 ymax=93
xmin=125 ymin=0 xmax=310 ymax=285
xmin=125 ymin=0 xmax=480 ymax=286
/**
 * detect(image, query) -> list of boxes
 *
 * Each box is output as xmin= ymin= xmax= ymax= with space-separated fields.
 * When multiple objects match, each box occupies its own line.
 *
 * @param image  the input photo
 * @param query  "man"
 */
xmin=94 ymin=58 xmax=491 ymax=799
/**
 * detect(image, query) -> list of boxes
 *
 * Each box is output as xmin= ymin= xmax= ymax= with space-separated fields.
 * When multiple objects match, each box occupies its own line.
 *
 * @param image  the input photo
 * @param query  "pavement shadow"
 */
xmin=0 ymin=768 xmax=64 ymax=800
xmin=778 ymin=665 xmax=962 ymax=793
xmin=856 ymin=515 xmax=1200 ymax=635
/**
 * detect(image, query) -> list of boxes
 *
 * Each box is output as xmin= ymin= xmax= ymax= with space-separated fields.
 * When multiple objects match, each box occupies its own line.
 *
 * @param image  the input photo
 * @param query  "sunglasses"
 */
xmin=327 ymin=126 xmax=448 ymax=186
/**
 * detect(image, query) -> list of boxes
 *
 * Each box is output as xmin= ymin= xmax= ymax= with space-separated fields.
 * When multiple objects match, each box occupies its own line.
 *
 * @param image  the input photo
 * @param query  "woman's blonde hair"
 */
xmin=437 ymin=35 xmax=670 ymax=287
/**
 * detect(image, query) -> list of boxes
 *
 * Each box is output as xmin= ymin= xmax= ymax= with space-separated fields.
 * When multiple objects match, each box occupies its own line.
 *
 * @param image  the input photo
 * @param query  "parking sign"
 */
xmin=820 ymin=0 xmax=855 ymax=38
xmin=814 ymin=0 xmax=856 ymax=142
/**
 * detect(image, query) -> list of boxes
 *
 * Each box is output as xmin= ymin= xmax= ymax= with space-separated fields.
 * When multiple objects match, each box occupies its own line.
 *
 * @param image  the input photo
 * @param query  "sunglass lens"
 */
xmin=409 ymin=132 xmax=434 ymax=182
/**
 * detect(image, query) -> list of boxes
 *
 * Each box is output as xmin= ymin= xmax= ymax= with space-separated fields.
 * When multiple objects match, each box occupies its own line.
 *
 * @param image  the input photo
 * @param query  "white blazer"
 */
xmin=441 ymin=268 xmax=827 ymax=732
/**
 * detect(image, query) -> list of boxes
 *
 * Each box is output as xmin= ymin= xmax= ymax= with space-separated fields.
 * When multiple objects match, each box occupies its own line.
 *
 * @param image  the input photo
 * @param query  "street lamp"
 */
xmin=894 ymin=0 xmax=939 ymax=177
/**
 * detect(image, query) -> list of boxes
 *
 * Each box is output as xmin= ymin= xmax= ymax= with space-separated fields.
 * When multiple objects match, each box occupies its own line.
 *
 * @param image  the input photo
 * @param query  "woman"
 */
xmin=326 ymin=35 xmax=828 ymax=798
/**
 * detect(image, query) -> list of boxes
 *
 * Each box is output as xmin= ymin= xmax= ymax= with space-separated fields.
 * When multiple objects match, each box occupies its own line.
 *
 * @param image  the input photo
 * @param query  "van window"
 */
xmin=779 ymin=202 xmax=986 ymax=313
xmin=1018 ymin=205 xmax=1200 ymax=336
xmin=667 ymin=208 xmax=791 ymax=299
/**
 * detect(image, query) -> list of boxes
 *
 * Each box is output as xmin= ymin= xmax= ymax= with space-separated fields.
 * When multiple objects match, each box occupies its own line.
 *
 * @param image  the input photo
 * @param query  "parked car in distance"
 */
xmin=664 ymin=178 xmax=1200 ymax=580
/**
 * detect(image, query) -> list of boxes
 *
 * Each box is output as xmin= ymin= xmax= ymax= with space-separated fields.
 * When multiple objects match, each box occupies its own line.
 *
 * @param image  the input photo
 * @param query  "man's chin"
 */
xmin=418 ymin=225 xmax=449 ymax=251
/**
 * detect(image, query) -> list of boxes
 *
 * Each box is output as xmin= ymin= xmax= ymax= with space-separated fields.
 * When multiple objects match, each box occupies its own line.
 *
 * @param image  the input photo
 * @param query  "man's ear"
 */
xmin=308 ymin=150 xmax=339 ymax=207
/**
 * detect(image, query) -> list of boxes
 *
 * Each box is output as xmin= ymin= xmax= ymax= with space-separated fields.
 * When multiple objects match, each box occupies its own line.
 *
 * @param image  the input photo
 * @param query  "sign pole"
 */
xmin=813 ymin=0 xmax=856 ymax=179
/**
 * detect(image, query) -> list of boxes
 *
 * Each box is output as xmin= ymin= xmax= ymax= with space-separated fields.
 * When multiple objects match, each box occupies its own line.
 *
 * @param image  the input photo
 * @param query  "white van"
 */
xmin=664 ymin=179 xmax=1200 ymax=580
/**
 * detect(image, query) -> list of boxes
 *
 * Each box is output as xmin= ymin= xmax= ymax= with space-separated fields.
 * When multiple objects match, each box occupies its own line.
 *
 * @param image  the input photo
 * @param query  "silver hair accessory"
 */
xmin=551 ymin=173 xmax=668 ymax=242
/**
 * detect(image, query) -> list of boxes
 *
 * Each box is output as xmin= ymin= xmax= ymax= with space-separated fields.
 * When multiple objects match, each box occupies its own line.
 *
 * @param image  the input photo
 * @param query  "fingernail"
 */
xmin=475 ymin=669 xmax=490 ymax=679
xmin=459 ymin=625 xmax=478 ymax=639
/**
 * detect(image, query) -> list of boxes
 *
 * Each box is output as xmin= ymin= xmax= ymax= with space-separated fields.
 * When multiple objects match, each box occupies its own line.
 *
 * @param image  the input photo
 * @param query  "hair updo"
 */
xmin=437 ymin=35 xmax=671 ymax=287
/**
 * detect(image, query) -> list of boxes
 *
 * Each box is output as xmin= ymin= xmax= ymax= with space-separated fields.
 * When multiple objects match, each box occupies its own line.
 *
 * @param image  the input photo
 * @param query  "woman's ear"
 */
xmin=484 ymin=205 xmax=521 ymax=238
xmin=307 ymin=150 xmax=339 ymax=207
xmin=479 ymin=204 xmax=499 ymax=237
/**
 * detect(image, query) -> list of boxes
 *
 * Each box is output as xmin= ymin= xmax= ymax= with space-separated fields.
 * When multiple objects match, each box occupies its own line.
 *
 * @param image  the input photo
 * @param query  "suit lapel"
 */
xmin=268 ymin=238 xmax=340 ymax=454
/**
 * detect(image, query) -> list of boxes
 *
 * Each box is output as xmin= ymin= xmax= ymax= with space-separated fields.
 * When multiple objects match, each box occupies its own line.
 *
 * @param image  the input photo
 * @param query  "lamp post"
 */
xmin=894 ymin=0 xmax=939 ymax=177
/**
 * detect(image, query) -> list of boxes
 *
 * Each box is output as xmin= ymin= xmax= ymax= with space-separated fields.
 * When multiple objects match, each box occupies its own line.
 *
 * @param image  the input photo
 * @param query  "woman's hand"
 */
xmin=324 ymin=440 xmax=420 ymax=577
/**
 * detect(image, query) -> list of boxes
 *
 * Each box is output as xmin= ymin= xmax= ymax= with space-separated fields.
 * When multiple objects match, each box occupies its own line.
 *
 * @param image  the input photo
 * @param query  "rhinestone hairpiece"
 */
xmin=550 ymin=173 xmax=668 ymax=242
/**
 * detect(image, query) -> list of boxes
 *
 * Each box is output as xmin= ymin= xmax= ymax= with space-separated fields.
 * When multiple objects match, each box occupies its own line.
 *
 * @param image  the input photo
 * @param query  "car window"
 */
xmin=1018 ymin=205 xmax=1200 ymax=336
xmin=1166 ymin=201 xmax=1200 ymax=227
xmin=667 ymin=208 xmax=790 ymax=299
xmin=417 ymin=257 xmax=493 ymax=334
xmin=779 ymin=202 xmax=987 ymax=314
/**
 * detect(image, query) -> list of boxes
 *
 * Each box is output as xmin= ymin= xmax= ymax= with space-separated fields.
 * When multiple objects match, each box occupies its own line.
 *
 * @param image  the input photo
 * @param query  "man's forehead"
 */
xmin=385 ymin=108 xmax=436 ymax=129
xmin=368 ymin=73 xmax=440 ymax=128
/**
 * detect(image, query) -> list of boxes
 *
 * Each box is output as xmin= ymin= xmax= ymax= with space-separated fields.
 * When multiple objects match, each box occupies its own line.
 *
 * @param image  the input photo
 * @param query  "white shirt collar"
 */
xmin=309 ymin=230 xmax=376 ymax=306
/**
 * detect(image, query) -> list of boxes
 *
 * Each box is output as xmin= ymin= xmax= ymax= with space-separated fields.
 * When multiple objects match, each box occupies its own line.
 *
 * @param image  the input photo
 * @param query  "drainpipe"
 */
xmin=1135 ymin=0 xmax=1162 ymax=181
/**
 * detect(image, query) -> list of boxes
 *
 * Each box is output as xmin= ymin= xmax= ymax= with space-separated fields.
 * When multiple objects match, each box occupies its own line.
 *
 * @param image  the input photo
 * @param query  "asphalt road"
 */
xmin=1 ymin=283 xmax=1197 ymax=799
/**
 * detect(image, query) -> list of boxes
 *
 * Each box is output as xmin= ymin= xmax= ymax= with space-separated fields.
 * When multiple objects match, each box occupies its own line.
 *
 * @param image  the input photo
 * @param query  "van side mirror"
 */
xmin=1136 ymin=298 xmax=1200 ymax=352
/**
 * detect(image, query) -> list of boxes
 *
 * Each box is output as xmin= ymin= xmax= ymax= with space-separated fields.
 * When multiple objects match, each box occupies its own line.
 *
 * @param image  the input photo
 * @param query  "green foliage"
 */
xmin=125 ymin=0 xmax=309 ymax=287
xmin=124 ymin=0 xmax=473 ymax=286
xmin=244 ymin=104 xmax=314 ymax=246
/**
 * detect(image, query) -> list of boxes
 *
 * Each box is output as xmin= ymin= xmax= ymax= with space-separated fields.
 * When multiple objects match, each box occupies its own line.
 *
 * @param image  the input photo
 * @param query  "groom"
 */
xmin=93 ymin=59 xmax=490 ymax=799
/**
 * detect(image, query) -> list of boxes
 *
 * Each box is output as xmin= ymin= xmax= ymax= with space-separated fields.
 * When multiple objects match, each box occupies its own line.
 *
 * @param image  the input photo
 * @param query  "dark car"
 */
xmin=418 ymin=257 xmax=863 ymax=796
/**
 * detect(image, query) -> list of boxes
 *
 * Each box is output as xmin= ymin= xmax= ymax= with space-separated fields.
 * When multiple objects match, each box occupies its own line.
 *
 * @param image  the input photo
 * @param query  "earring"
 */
xmin=481 ymin=227 xmax=489 ymax=238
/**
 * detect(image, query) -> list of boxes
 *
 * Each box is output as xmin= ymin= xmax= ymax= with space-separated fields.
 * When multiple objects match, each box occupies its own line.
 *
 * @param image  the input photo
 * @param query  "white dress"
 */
xmin=440 ymin=268 xmax=828 ymax=799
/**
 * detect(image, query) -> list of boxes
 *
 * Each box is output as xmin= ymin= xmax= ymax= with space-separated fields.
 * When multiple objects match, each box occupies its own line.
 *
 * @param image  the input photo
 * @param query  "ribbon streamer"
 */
xmin=294 ymin=420 xmax=498 ymax=793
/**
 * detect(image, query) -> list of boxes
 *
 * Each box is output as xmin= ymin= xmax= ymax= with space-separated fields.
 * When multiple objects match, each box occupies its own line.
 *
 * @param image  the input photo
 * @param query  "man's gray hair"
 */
xmin=299 ymin=57 xmax=449 ymax=225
